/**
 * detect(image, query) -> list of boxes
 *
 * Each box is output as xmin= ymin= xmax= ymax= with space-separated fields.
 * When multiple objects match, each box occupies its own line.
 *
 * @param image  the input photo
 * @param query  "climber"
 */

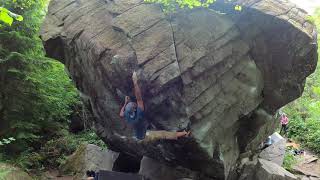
xmin=279 ymin=113 xmax=289 ymax=135
xmin=119 ymin=71 xmax=146 ymax=139
xmin=119 ymin=71 xmax=190 ymax=140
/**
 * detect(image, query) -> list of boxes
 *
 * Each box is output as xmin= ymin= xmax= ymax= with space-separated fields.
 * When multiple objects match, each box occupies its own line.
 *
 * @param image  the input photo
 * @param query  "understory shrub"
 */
xmin=283 ymin=148 xmax=299 ymax=172
xmin=1 ymin=129 xmax=105 ymax=172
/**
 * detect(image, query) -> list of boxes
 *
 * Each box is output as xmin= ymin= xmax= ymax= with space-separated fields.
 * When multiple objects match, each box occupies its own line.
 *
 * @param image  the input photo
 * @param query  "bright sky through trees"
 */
xmin=289 ymin=0 xmax=320 ymax=14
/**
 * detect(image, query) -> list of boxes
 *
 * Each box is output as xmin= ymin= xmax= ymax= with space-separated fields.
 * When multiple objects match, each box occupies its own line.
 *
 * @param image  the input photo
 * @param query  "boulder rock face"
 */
xmin=139 ymin=156 xmax=199 ymax=180
xmin=239 ymin=158 xmax=298 ymax=180
xmin=255 ymin=159 xmax=297 ymax=180
xmin=98 ymin=170 xmax=144 ymax=180
xmin=139 ymin=156 xmax=216 ymax=180
xmin=259 ymin=132 xmax=286 ymax=166
xmin=61 ymin=144 xmax=119 ymax=178
xmin=41 ymin=0 xmax=317 ymax=179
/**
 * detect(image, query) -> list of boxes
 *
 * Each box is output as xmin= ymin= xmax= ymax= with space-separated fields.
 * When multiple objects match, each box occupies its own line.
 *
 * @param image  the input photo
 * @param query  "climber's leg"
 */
xmin=133 ymin=120 xmax=146 ymax=140
xmin=145 ymin=130 xmax=190 ymax=141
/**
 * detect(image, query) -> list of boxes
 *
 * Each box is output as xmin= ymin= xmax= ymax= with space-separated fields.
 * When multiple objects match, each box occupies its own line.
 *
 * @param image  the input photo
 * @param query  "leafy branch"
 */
xmin=0 ymin=137 xmax=16 ymax=146
xmin=0 ymin=7 xmax=23 ymax=27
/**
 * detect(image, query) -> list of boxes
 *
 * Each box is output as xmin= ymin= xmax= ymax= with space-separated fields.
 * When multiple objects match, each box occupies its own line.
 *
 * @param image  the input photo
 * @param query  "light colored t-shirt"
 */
xmin=280 ymin=115 xmax=288 ymax=125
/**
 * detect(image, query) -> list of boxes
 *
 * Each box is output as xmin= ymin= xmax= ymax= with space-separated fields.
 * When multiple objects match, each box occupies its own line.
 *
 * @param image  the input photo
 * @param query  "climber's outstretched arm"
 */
xmin=132 ymin=71 xmax=144 ymax=111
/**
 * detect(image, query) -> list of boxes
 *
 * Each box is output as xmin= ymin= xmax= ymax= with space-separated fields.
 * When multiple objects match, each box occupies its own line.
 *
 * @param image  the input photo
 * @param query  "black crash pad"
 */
xmin=98 ymin=170 xmax=144 ymax=180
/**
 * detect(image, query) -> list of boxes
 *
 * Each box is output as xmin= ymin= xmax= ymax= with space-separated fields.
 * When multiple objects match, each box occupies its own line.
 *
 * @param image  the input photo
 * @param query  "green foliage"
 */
xmin=306 ymin=15 xmax=315 ymax=24
xmin=1 ymin=0 xmax=48 ymax=38
xmin=283 ymin=149 xmax=298 ymax=171
xmin=0 ymin=7 xmax=23 ymax=27
xmin=0 ymin=31 xmax=41 ymax=55
xmin=0 ymin=53 xmax=80 ymax=153
xmin=284 ymin=8 xmax=320 ymax=155
xmin=5 ymin=130 xmax=105 ymax=171
xmin=145 ymin=0 xmax=214 ymax=9
xmin=144 ymin=0 xmax=241 ymax=12
xmin=13 ymin=151 xmax=45 ymax=171
xmin=2 ymin=0 xmax=43 ymax=10
xmin=0 ymin=169 xmax=11 ymax=179
xmin=30 ymin=60 xmax=80 ymax=124
xmin=41 ymin=130 xmax=106 ymax=168
xmin=234 ymin=4 xmax=242 ymax=11
xmin=0 ymin=0 xmax=105 ymax=176
xmin=0 ymin=137 xmax=15 ymax=146
xmin=0 ymin=0 xmax=81 ymax=171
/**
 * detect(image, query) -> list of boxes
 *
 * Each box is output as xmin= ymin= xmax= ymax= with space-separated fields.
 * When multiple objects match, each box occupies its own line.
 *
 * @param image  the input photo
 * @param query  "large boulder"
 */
xmin=97 ymin=170 xmax=144 ymax=180
xmin=40 ymin=0 xmax=317 ymax=179
xmin=255 ymin=159 xmax=297 ymax=180
xmin=259 ymin=132 xmax=286 ymax=166
xmin=139 ymin=156 xmax=210 ymax=180
xmin=61 ymin=144 xmax=119 ymax=179
xmin=239 ymin=158 xmax=298 ymax=180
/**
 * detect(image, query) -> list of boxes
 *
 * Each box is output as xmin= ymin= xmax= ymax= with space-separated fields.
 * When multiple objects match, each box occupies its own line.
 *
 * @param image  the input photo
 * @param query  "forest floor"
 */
xmin=40 ymin=170 xmax=73 ymax=180
xmin=286 ymin=140 xmax=320 ymax=179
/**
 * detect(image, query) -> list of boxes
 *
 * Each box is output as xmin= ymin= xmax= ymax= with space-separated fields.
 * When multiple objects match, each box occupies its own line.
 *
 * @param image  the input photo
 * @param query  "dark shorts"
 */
xmin=126 ymin=107 xmax=146 ymax=140
xmin=133 ymin=120 xmax=146 ymax=140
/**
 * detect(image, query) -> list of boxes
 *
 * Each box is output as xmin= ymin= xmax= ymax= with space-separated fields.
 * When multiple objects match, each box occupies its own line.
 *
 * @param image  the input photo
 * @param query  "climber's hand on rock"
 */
xmin=132 ymin=71 xmax=138 ymax=83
